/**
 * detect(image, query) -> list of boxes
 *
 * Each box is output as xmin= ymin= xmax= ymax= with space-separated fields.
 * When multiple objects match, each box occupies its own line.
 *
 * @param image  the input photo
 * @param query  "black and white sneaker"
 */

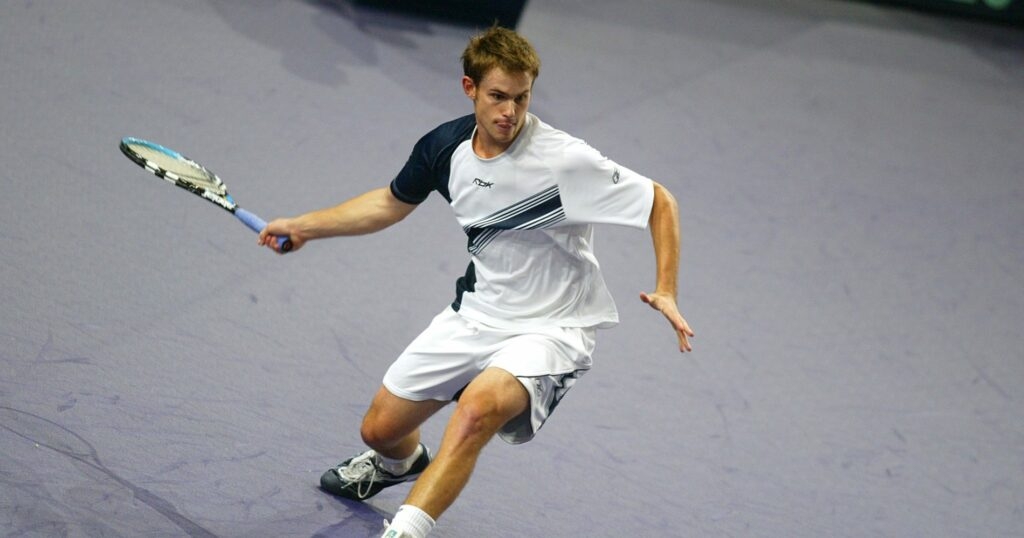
xmin=320 ymin=445 xmax=431 ymax=500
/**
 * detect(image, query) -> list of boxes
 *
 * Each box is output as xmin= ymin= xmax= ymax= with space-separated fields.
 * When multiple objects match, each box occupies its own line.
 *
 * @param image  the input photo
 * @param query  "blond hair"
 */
xmin=461 ymin=26 xmax=540 ymax=85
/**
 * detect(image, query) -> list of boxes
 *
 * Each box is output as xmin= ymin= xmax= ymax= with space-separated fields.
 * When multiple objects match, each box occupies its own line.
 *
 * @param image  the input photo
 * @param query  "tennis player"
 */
xmin=259 ymin=26 xmax=693 ymax=538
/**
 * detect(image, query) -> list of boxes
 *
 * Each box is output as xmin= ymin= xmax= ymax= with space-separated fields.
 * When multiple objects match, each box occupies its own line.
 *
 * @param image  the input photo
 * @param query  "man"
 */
xmin=258 ymin=26 xmax=693 ymax=538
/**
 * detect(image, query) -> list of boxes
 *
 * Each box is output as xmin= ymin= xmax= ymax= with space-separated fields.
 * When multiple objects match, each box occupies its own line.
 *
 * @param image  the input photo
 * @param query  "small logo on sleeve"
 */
xmin=612 ymin=169 xmax=621 ymax=184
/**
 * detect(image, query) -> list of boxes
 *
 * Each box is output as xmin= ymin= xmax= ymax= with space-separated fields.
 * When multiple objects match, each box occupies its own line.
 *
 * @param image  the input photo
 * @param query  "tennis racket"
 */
xmin=119 ymin=137 xmax=291 ymax=252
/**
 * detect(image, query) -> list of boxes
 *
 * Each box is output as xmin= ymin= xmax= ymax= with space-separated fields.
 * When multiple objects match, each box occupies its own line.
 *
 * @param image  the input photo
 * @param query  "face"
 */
xmin=463 ymin=67 xmax=534 ymax=157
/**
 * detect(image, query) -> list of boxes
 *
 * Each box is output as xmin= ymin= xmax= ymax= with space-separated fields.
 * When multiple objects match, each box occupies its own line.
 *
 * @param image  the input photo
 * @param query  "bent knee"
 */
xmin=359 ymin=420 xmax=388 ymax=449
xmin=452 ymin=391 xmax=527 ymax=439
xmin=360 ymin=411 xmax=407 ymax=450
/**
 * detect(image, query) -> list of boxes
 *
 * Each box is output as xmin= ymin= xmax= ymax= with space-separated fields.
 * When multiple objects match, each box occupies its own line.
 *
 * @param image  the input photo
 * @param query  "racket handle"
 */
xmin=235 ymin=208 xmax=292 ymax=252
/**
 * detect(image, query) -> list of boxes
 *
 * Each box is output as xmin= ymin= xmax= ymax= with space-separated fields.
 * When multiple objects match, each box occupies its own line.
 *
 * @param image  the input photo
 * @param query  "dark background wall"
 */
xmin=859 ymin=0 xmax=1022 ymax=23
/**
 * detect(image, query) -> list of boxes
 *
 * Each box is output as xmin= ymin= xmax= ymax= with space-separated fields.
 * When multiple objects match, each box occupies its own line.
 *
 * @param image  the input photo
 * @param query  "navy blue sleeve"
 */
xmin=390 ymin=114 xmax=476 ymax=205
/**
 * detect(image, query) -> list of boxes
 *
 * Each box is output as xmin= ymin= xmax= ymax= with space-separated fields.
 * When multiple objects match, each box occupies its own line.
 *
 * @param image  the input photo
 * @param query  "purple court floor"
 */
xmin=2 ymin=1 xmax=1022 ymax=536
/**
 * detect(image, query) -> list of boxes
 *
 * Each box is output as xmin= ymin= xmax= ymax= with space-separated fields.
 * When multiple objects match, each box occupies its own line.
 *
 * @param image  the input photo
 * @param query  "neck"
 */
xmin=473 ymin=132 xmax=510 ymax=159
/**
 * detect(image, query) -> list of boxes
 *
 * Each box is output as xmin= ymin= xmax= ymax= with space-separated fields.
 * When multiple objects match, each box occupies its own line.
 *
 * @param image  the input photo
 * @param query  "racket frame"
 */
xmin=119 ymin=137 xmax=237 ymax=212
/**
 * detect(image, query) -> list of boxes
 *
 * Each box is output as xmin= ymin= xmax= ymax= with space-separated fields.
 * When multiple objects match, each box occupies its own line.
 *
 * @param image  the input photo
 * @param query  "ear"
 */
xmin=462 ymin=76 xmax=476 ymax=100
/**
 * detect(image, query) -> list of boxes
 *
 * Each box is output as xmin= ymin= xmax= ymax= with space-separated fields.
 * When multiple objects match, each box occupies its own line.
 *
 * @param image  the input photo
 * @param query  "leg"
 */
xmin=402 ymin=367 xmax=529 ymax=519
xmin=360 ymin=385 xmax=449 ymax=460
xmin=320 ymin=386 xmax=448 ymax=501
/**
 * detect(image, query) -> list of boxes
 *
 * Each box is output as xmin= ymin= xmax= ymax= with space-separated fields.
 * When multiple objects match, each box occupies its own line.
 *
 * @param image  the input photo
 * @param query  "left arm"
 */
xmin=640 ymin=181 xmax=695 ymax=352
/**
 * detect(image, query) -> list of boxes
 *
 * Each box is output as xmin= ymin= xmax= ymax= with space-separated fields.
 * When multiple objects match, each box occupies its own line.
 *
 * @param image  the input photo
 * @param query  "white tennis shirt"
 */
xmin=390 ymin=113 xmax=654 ymax=329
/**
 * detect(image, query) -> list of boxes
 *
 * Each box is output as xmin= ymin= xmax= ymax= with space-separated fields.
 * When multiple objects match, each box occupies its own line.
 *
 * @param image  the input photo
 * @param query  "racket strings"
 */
xmin=129 ymin=145 xmax=225 ymax=194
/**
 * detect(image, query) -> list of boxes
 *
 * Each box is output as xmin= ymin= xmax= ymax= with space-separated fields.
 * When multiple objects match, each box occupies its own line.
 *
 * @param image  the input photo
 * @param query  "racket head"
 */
xmin=120 ymin=137 xmax=236 ymax=211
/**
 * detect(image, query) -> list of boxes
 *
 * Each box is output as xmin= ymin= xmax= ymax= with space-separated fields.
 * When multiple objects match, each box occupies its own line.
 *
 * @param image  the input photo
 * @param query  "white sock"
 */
xmin=377 ymin=444 xmax=424 ymax=476
xmin=382 ymin=505 xmax=435 ymax=538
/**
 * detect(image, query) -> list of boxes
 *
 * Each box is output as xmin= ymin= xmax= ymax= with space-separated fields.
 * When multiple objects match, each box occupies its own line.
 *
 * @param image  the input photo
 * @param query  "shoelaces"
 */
xmin=337 ymin=450 xmax=380 ymax=499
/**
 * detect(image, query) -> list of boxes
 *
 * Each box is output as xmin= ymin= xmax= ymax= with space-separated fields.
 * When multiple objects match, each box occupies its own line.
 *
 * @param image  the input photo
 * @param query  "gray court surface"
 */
xmin=2 ymin=1 xmax=1022 ymax=536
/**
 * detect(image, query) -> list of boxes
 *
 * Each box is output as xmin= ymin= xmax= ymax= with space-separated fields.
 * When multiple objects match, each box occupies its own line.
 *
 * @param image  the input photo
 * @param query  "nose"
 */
xmin=501 ymin=100 xmax=516 ymax=118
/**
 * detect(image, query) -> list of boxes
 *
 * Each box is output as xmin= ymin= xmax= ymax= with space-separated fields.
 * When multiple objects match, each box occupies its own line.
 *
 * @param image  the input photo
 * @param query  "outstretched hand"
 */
xmin=640 ymin=291 xmax=694 ymax=353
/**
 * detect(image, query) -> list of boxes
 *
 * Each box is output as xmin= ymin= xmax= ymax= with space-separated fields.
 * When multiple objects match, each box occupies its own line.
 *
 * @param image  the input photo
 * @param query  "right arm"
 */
xmin=257 ymin=187 xmax=417 ymax=253
xmin=260 ymin=117 xmax=473 ymax=253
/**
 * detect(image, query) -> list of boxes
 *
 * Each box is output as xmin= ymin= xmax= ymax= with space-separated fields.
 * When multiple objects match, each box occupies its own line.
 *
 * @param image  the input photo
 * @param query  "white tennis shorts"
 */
xmin=383 ymin=307 xmax=596 ymax=444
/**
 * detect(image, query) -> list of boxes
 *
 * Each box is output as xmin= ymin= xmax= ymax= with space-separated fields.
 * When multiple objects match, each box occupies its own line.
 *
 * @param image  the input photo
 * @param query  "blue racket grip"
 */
xmin=235 ymin=208 xmax=292 ymax=252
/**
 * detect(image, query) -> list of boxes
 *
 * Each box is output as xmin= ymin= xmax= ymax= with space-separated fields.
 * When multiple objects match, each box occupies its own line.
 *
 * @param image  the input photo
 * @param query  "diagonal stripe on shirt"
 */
xmin=464 ymin=186 xmax=566 ymax=254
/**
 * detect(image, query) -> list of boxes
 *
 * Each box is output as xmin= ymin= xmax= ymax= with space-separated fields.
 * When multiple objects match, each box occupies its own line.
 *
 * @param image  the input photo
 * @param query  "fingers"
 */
xmin=677 ymin=327 xmax=693 ymax=353
xmin=257 ymin=229 xmax=280 ymax=252
xmin=257 ymin=219 xmax=295 ymax=254
xmin=674 ymin=316 xmax=693 ymax=352
xmin=675 ymin=323 xmax=692 ymax=352
xmin=262 ymin=234 xmax=294 ymax=254
xmin=676 ymin=316 xmax=695 ymax=353
xmin=678 ymin=317 xmax=695 ymax=338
